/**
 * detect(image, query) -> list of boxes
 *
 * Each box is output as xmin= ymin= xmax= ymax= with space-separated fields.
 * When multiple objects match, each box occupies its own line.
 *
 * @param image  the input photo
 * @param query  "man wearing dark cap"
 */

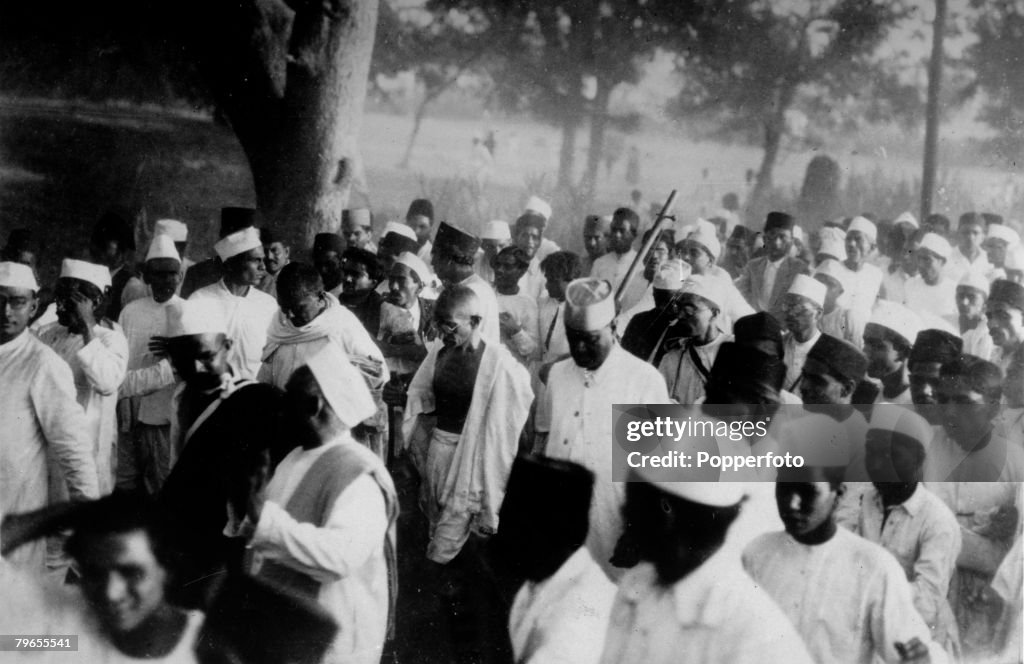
xmin=731 ymin=311 xmax=803 ymax=404
xmin=256 ymin=228 xmax=289 ymax=298
xmin=908 ymin=329 xmax=963 ymax=424
xmin=581 ymin=214 xmax=611 ymax=276
xmin=342 ymin=208 xmax=377 ymax=253
xmin=801 ymin=334 xmax=868 ymax=408
xmin=181 ymin=207 xmax=259 ymax=299
xmin=432 ymin=221 xmax=501 ymax=343
xmin=512 ymin=213 xmax=548 ymax=301
xmin=736 ymin=211 xmax=810 ymax=321
xmin=495 ymin=456 xmax=614 ymax=664
xmin=313 ymin=232 xmax=346 ymax=298
xmin=406 ymin=198 xmax=435 ymax=264
xmin=721 ymin=225 xmax=754 ymax=279
xmin=90 ymin=211 xmax=143 ymax=320
xmin=986 ymin=278 xmax=1024 ymax=373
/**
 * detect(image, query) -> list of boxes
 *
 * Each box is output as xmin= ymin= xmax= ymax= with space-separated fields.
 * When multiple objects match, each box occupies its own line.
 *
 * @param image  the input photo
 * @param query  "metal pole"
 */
xmin=921 ymin=0 xmax=947 ymax=221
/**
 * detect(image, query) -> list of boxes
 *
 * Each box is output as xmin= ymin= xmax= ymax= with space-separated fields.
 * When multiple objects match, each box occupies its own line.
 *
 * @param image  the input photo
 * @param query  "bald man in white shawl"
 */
xmin=403 ymin=285 xmax=533 ymax=563
xmin=259 ymin=262 xmax=390 ymax=459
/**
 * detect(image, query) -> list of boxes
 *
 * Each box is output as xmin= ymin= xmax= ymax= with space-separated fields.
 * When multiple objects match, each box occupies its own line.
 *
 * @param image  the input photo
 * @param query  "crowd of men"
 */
xmin=0 ymin=192 xmax=1022 ymax=663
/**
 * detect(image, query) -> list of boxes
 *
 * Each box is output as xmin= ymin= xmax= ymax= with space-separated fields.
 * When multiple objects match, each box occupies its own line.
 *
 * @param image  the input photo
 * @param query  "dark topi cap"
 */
xmin=764 ymin=211 xmax=795 ymax=232
xmin=220 ymin=207 xmax=259 ymax=238
xmin=909 ymin=328 xmax=963 ymax=366
xmin=807 ymin=333 xmax=868 ymax=384
xmin=989 ymin=278 xmax=1024 ymax=312
xmin=434 ymin=221 xmax=481 ymax=258
xmin=312 ymin=232 xmax=345 ymax=255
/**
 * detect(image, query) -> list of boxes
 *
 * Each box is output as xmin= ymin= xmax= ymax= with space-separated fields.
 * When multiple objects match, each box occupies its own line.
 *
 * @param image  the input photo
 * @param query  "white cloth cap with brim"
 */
xmin=687 ymin=224 xmax=721 ymax=261
xmin=957 ymin=270 xmax=990 ymax=295
xmin=868 ymin=300 xmax=921 ymax=347
xmin=817 ymin=227 xmax=847 ymax=261
xmin=847 ymin=216 xmax=877 ymax=244
xmin=60 ymin=259 xmax=111 ymax=290
xmin=814 ymin=258 xmax=850 ymax=293
xmin=679 ymin=274 xmax=723 ymax=311
xmin=1006 ymin=244 xmax=1024 ymax=271
xmin=306 ymin=342 xmax=377 ymax=429
xmin=482 ymin=220 xmax=511 ymax=242
xmin=652 ymin=260 xmax=686 ymax=291
xmin=869 ymin=405 xmax=933 ymax=451
xmin=0 ymin=261 xmax=39 ymax=292
xmin=383 ymin=221 xmax=418 ymax=243
xmin=631 ymin=476 xmax=746 ymax=507
xmin=986 ymin=223 xmax=1020 ymax=248
xmin=166 ymin=299 xmax=228 ymax=337
xmin=393 ymin=252 xmax=431 ymax=284
xmin=787 ymin=273 xmax=826 ymax=308
xmin=917 ymin=232 xmax=952 ymax=261
xmin=145 ymin=234 xmax=182 ymax=263
xmin=154 ymin=219 xmax=188 ymax=242
xmin=215 ymin=227 xmax=262 ymax=262
xmin=894 ymin=211 xmax=919 ymax=229
xmin=675 ymin=223 xmax=696 ymax=239
xmin=524 ymin=196 xmax=552 ymax=220
xmin=565 ymin=278 xmax=615 ymax=331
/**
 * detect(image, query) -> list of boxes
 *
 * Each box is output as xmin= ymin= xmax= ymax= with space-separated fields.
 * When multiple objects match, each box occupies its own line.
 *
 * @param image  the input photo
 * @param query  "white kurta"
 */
xmin=841 ymin=262 xmax=883 ymax=317
xmin=599 ymin=556 xmax=814 ymax=664
xmin=119 ymin=296 xmax=183 ymax=425
xmin=37 ymin=322 xmax=128 ymax=495
xmin=497 ymin=292 xmax=540 ymax=366
xmin=509 ymin=547 xmax=616 ymax=664
xmin=248 ymin=439 xmax=390 ymax=664
xmin=537 ymin=299 xmax=569 ymax=364
xmin=819 ymin=305 xmax=867 ymax=349
xmin=540 ymin=345 xmax=669 ymax=580
xmin=783 ymin=330 xmax=821 ymax=392
xmin=743 ymin=528 xmax=947 ymax=664
xmin=962 ymin=321 xmax=994 ymax=361
xmin=849 ymin=485 xmax=961 ymax=648
xmin=944 ymin=250 xmax=993 ymax=283
xmin=589 ymin=249 xmax=636 ymax=289
xmin=902 ymin=276 xmax=958 ymax=330
xmin=0 ymin=330 xmax=99 ymax=570
xmin=189 ymin=280 xmax=278 ymax=380
xmin=378 ymin=300 xmax=422 ymax=376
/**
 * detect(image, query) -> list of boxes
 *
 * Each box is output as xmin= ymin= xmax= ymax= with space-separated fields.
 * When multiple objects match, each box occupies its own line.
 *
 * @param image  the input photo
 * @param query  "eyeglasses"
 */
xmin=435 ymin=319 xmax=465 ymax=334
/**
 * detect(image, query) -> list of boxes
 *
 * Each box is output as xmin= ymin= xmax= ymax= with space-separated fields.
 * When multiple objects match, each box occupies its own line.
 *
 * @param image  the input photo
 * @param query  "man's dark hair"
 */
xmin=940 ymin=354 xmax=1003 ymax=404
xmin=865 ymin=323 xmax=913 ymax=361
xmin=540 ymin=251 xmax=582 ymax=282
xmin=343 ymin=247 xmax=384 ymax=282
xmin=924 ymin=213 xmax=951 ymax=236
xmin=66 ymin=493 xmax=173 ymax=571
xmin=494 ymin=246 xmax=531 ymax=270
xmin=276 ymin=262 xmax=323 ymax=297
xmin=612 ymin=207 xmax=640 ymax=233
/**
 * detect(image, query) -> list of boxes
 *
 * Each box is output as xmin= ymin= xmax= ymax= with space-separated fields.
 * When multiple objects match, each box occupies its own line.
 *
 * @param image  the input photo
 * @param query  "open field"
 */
xmin=1 ymin=98 xmax=1022 ymax=282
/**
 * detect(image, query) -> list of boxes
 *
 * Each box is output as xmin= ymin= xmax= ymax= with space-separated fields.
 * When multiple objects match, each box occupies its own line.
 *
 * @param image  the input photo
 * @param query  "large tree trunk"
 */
xmin=557 ymin=113 xmax=579 ymax=189
xmin=749 ymin=120 xmax=783 ymax=215
xmin=196 ymin=0 xmax=379 ymax=253
xmin=580 ymin=83 xmax=611 ymax=200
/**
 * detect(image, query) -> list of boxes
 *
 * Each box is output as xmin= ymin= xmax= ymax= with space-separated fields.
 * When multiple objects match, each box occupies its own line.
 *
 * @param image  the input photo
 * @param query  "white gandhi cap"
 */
xmin=305 ymin=342 xmax=377 ymax=428
xmin=214 ymin=227 xmax=262 ymax=261
xmin=393 ymin=252 xmax=431 ymax=284
xmin=986 ymin=223 xmax=1020 ymax=248
xmin=0 ymin=261 xmax=39 ymax=292
xmin=482 ymin=221 xmax=512 ymax=242
xmin=146 ymin=234 xmax=182 ymax=263
xmin=868 ymin=300 xmax=921 ymax=347
xmin=383 ymin=221 xmax=418 ymax=243
xmin=846 ymin=216 xmax=877 ymax=244
xmin=60 ymin=259 xmax=111 ymax=290
xmin=154 ymin=219 xmax=189 ymax=242
xmin=787 ymin=273 xmax=826 ymax=308
xmin=564 ymin=278 xmax=616 ymax=331
xmin=917 ymin=232 xmax=952 ymax=260
xmin=166 ymin=299 xmax=228 ymax=337
xmin=524 ymin=196 xmax=552 ymax=220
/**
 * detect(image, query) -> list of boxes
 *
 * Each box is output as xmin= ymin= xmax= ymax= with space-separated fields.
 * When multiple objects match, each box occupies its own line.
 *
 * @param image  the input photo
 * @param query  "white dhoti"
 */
xmin=424 ymin=428 xmax=471 ymax=562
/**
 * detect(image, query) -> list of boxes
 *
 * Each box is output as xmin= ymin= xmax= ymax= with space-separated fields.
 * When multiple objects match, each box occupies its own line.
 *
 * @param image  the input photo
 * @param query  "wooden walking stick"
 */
xmin=613 ymin=189 xmax=678 ymax=310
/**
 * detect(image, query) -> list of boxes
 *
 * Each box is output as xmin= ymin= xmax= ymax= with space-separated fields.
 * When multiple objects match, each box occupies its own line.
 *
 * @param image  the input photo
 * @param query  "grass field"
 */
xmin=2 ymin=97 xmax=1022 ymax=283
